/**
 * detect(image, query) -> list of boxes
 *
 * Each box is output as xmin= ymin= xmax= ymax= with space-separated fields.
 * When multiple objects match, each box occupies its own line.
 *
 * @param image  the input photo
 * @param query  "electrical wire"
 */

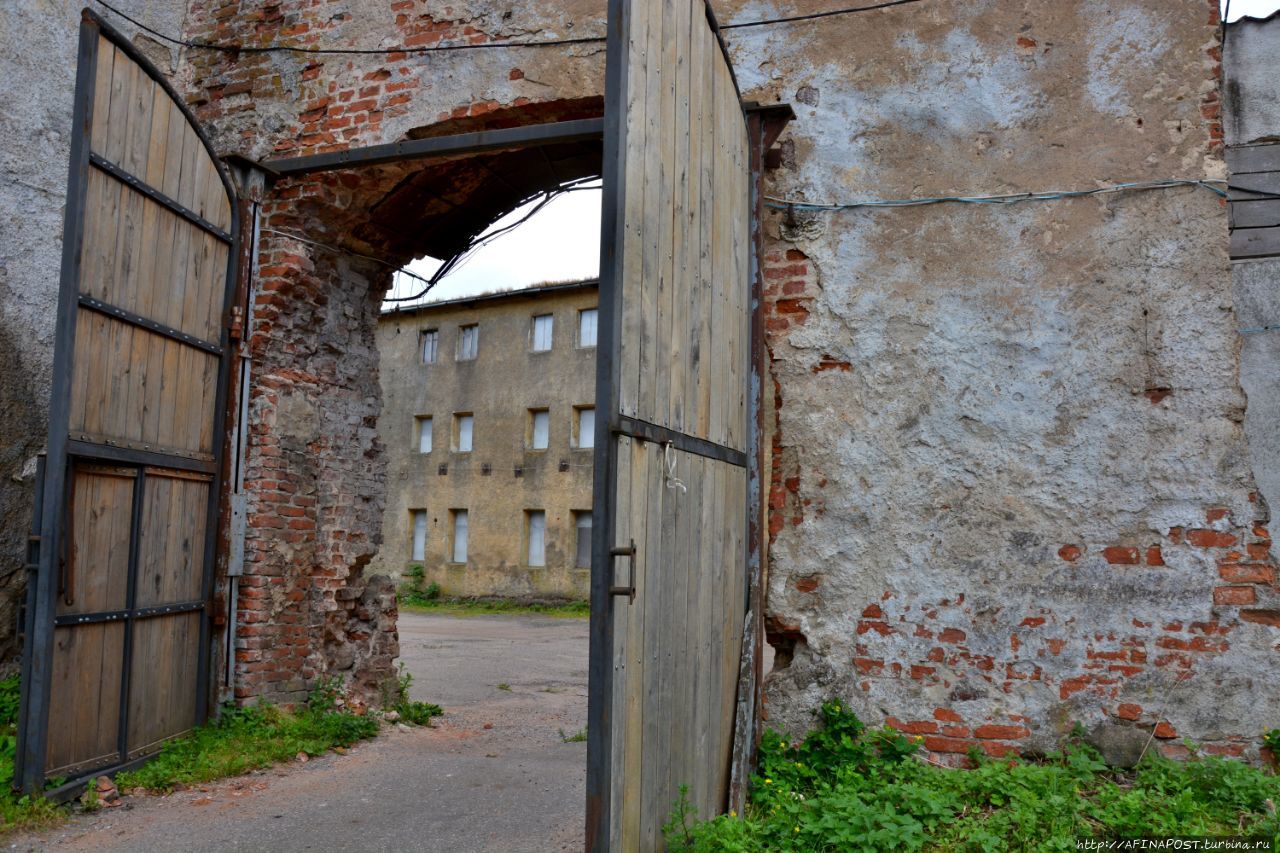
xmin=720 ymin=0 xmax=929 ymax=30
xmin=765 ymin=178 xmax=1229 ymax=212
xmin=93 ymin=0 xmax=930 ymax=57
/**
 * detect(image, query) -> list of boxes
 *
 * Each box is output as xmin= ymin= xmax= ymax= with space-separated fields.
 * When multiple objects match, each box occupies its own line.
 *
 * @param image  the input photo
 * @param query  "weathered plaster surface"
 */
xmin=726 ymin=0 xmax=1273 ymax=758
xmin=0 ymin=0 xmax=188 ymax=664
xmin=1224 ymin=13 xmax=1280 ymax=147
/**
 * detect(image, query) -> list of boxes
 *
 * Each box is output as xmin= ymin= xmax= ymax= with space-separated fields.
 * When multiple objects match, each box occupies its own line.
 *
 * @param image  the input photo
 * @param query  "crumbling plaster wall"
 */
xmin=171 ymin=0 xmax=1278 ymax=752
xmin=0 ymin=1 xmax=189 ymax=666
xmin=736 ymin=0 xmax=1278 ymax=761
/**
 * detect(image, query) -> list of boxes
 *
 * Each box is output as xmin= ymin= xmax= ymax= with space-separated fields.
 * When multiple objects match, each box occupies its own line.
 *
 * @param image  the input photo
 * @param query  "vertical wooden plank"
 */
xmin=608 ymin=437 xmax=633 ymax=851
xmin=101 ymin=45 xmax=132 ymax=166
xmin=619 ymin=438 xmax=651 ymax=848
xmin=636 ymin=1 xmax=665 ymax=425
xmin=652 ymin=0 xmax=679 ymax=432
xmin=637 ymin=438 xmax=668 ymax=851
xmin=696 ymin=24 xmax=716 ymax=442
xmin=664 ymin=446 xmax=693 ymax=818
xmin=88 ymin=37 xmax=115 ymax=151
xmin=667 ymin=1 xmax=692 ymax=433
xmin=123 ymin=67 xmax=155 ymax=180
xmin=618 ymin=3 xmax=651 ymax=421
xmin=684 ymin=21 xmax=707 ymax=440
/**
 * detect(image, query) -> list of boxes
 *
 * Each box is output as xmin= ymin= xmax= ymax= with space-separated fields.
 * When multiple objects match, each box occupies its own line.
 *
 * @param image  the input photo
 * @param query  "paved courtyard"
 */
xmin=12 ymin=611 xmax=589 ymax=853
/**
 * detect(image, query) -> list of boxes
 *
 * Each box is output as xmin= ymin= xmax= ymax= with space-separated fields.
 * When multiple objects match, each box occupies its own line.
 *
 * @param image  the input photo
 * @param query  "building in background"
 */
xmin=374 ymin=280 xmax=598 ymax=600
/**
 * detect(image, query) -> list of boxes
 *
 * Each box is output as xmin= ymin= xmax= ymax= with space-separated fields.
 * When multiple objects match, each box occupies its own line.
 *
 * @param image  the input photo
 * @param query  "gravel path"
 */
xmin=10 ymin=611 xmax=589 ymax=853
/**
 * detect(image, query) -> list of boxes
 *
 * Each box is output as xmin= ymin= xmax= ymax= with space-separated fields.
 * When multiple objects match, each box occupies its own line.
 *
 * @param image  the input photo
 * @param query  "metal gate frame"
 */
xmin=16 ymin=9 xmax=240 ymax=795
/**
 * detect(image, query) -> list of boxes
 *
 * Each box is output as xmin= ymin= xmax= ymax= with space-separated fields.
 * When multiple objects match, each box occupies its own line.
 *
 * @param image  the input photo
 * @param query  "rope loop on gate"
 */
xmin=663 ymin=442 xmax=687 ymax=494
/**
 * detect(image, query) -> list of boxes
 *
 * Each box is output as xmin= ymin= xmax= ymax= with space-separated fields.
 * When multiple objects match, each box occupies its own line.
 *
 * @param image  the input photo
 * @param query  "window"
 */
xmin=411 ymin=510 xmax=428 ymax=561
xmin=420 ymin=329 xmax=438 ymax=364
xmin=575 ymin=406 xmax=595 ymax=449
xmin=457 ymin=324 xmax=479 ymax=361
xmin=578 ymin=308 xmax=598 ymax=348
xmin=531 ymin=314 xmax=554 ymax=351
xmin=416 ymin=416 xmax=433 ymax=453
xmin=526 ymin=510 xmax=546 ymax=567
xmin=529 ymin=409 xmax=549 ymax=450
xmin=454 ymin=413 xmax=474 ymax=452
xmin=451 ymin=510 xmax=468 ymax=563
xmin=574 ymin=511 xmax=592 ymax=568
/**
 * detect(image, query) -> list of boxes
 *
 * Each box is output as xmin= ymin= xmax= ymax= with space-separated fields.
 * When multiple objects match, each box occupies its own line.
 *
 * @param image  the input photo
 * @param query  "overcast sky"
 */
xmin=384 ymin=185 xmax=601 ymax=308
xmin=1223 ymin=0 xmax=1280 ymax=19
xmin=383 ymin=0 xmax=1275 ymax=309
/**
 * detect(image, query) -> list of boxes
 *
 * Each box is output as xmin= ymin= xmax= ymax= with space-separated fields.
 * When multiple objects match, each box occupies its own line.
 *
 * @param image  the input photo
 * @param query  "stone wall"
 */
xmin=747 ymin=0 xmax=1280 ymax=762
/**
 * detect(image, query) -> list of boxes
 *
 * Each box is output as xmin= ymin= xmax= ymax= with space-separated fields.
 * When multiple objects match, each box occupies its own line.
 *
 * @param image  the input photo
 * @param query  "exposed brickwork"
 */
xmin=236 ymin=226 xmax=398 ymax=705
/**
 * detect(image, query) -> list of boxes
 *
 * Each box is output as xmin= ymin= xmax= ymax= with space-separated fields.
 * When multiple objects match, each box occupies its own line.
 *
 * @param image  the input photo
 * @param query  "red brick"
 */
xmin=1116 ymin=703 xmax=1142 ymax=721
xmin=1103 ymin=546 xmax=1140 ymax=565
xmin=1187 ymin=529 xmax=1238 ymax=548
xmin=1057 ymin=544 xmax=1082 ymax=562
xmin=923 ymin=736 xmax=977 ymax=754
xmin=1240 ymin=609 xmax=1280 ymax=628
xmin=1153 ymin=722 xmax=1177 ymax=739
xmin=1213 ymin=586 xmax=1257 ymax=606
xmin=861 ymin=603 xmax=883 ymax=618
xmin=974 ymin=724 xmax=1029 ymax=740
xmin=1146 ymin=546 xmax=1165 ymax=566
xmin=938 ymin=628 xmax=966 ymax=643
xmin=1217 ymin=563 xmax=1274 ymax=584
xmin=886 ymin=718 xmax=938 ymax=735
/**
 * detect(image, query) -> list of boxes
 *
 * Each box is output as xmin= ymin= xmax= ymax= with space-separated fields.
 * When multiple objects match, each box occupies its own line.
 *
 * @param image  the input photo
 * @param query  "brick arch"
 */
xmin=239 ymin=100 xmax=602 ymax=706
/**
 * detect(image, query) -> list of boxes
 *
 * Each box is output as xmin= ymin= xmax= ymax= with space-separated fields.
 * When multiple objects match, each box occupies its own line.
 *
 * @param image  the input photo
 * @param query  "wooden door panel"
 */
xmin=590 ymin=1 xmax=753 ymax=848
xmin=19 ymin=10 xmax=236 ymax=794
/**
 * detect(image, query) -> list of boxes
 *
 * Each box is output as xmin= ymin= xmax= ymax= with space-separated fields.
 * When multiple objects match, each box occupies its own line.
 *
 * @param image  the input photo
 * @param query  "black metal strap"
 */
xmin=54 ymin=599 xmax=204 ymax=627
xmin=613 ymin=415 xmax=748 ymax=468
xmin=89 ymin=152 xmax=232 ymax=244
xmin=79 ymin=295 xmax=223 ymax=356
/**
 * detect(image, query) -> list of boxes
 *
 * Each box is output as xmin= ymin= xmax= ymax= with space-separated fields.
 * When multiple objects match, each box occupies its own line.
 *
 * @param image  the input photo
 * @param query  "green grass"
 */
xmin=0 ymin=675 xmax=68 ymax=834
xmin=398 ymin=592 xmax=589 ymax=619
xmin=116 ymin=683 xmax=380 ymax=793
xmin=559 ymin=728 xmax=588 ymax=743
xmin=665 ymin=701 xmax=1280 ymax=852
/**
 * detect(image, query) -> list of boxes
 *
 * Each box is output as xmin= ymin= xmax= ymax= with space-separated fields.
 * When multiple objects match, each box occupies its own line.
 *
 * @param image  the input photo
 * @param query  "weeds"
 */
xmin=383 ymin=663 xmax=443 ymax=727
xmin=666 ymin=701 xmax=1280 ymax=852
xmin=496 ymin=683 xmax=512 ymax=692
xmin=116 ymin=681 xmax=380 ymax=793
xmin=0 ymin=676 xmax=71 ymax=834
xmin=559 ymin=728 xmax=588 ymax=743
xmin=398 ymin=590 xmax=588 ymax=619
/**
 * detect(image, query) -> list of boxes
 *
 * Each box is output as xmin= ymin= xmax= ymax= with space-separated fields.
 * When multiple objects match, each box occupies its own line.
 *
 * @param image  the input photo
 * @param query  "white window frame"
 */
xmin=454 ymin=413 xmax=474 ymax=452
xmin=574 ymin=511 xmax=592 ymax=569
xmin=420 ymin=329 xmax=439 ymax=364
xmin=575 ymin=406 xmax=596 ymax=449
xmin=451 ymin=509 xmax=468 ymax=563
xmin=526 ymin=510 xmax=546 ymax=567
xmin=411 ymin=509 xmax=428 ymax=561
xmin=578 ymin=307 xmax=598 ymax=348
xmin=531 ymin=314 xmax=554 ymax=352
xmin=529 ymin=409 xmax=550 ymax=450
xmin=416 ymin=416 xmax=433 ymax=454
xmin=457 ymin=324 xmax=479 ymax=361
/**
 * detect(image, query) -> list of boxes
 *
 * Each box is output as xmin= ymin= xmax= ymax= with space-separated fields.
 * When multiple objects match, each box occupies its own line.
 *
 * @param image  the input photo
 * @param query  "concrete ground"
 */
xmin=11 ymin=611 xmax=590 ymax=853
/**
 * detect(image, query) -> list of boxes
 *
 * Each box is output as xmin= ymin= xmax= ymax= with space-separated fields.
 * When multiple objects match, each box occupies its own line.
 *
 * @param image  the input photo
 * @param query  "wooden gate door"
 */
xmin=587 ymin=1 xmax=753 ymax=848
xmin=17 ymin=11 xmax=237 ymax=793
